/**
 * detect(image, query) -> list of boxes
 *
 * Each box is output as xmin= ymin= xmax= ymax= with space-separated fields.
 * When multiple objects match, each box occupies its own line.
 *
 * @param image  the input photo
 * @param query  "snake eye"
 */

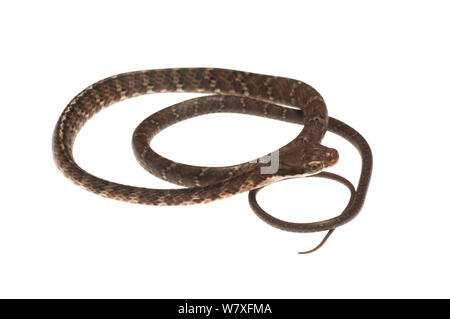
xmin=307 ymin=161 xmax=323 ymax=171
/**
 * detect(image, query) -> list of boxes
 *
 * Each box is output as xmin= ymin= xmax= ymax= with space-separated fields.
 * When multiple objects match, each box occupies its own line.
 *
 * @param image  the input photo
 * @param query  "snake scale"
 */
xmin=53 ymin=68 xmax=372 ymax=251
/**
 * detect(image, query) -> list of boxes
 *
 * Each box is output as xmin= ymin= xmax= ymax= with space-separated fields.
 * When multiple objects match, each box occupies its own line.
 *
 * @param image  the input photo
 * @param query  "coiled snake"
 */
xmin=52 ymin=68 xmax=372 ymax=253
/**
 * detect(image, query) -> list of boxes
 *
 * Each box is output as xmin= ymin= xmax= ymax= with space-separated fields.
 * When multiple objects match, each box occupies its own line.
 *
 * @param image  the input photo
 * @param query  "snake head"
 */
xmin=278 ymin=143 xmax=339 ymax=177
xmin=302 ymin=144 xmax=339 ymax=175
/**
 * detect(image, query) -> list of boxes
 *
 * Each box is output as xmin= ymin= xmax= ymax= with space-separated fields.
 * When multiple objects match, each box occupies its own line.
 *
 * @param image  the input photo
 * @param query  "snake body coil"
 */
xmin=53 ymin=68 xmax=337 ymax=206
xmin=132 ymin=95 xmax=372 ymax=233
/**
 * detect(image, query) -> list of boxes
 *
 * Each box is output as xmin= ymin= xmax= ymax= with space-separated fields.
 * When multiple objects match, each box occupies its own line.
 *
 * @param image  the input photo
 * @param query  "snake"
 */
xmin=52 ymin=68 xmax=372 ymax=252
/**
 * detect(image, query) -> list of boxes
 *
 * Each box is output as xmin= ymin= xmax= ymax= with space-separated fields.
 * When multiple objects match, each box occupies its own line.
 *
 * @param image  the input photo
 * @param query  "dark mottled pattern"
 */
xmin=53 ymin=68 xmax=337 ymax=206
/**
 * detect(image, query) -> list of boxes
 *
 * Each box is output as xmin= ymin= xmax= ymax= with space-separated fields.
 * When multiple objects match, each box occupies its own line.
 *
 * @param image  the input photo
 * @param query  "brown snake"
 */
xmin=52 ymin=68 xmax=372 ymax=252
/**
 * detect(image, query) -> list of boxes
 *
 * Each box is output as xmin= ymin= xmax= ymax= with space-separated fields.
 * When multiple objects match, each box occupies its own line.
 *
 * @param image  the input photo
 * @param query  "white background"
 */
xmin=1 ymin=0 xmax=449 ymax=298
